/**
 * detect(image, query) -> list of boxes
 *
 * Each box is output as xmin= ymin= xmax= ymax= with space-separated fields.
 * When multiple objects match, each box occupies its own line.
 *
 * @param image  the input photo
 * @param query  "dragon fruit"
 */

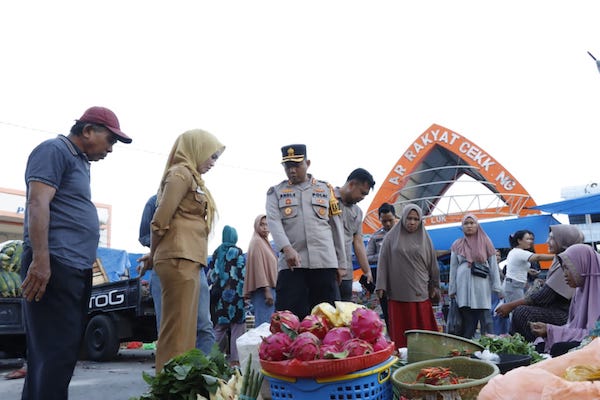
xmin=270 ymin=310 xmax=301 ymax=335
xmin=298 ymin=314 xmax=329 ymax=340
xmin=259 ymin=332 xmax=292 ymax=361
xmin=319 ymin=344 xmax=348 ymax=359
xmin=372 ymin=334 xmax=391 ymax=352
xmin=322 ymin=327 xmax=353 ymax=349
xmin=289 ymin=332 xmax=320 ymax=361
xmin=350 ymin=308 xmax=384 ymax=343
xmin=342 ymin=338 xmax=374 ymax=357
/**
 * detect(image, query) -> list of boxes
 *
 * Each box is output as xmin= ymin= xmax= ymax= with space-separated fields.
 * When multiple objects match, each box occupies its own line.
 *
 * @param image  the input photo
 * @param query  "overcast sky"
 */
xmin=1 ymin=1 xmax=599 ymax=254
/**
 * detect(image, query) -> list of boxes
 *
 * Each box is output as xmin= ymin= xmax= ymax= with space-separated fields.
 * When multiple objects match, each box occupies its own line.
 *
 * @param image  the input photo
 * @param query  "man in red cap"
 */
xmin=20 ymin=106 xmax=131 ymax=399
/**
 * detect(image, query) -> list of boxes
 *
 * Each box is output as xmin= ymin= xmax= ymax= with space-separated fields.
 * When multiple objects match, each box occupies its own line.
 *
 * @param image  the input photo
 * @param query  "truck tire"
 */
xmin=83 ymin=314 xmax=120 ymax=361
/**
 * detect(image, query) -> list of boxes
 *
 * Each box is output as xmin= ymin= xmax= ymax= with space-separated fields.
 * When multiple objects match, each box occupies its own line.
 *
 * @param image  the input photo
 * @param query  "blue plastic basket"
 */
xmin=263 ymin=356 xmax=396 ymax=400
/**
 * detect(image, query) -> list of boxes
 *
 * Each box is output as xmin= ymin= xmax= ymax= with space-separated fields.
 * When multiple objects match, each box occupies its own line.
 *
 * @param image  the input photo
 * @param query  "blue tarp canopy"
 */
xmin=528 ymin=193 xmax=600 ymax=215
xmin=426 ymin=214 xmax=562 ymax=250
xmin=96 ymin=247 xmax=131 ymax=282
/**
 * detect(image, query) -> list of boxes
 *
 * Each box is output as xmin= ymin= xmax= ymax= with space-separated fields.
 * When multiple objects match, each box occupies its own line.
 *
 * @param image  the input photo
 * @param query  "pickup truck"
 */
xmin=0 ymin=277 xmax=157 ymax=361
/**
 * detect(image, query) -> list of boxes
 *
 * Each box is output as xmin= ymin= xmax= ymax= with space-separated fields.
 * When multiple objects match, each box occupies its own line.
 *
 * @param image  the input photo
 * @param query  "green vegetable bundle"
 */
xmin=239 ymin=353 xmax=263 ymax=400
xmin=131 ymin=346 xmax=234 ymax=400
xmin=477 ymin=333 xmax=543 ymax=363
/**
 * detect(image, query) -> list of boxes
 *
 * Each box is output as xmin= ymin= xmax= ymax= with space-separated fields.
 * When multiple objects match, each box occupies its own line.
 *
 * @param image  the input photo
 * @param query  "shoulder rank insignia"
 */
xmin=267 ymin=186 xmax=275 ymax=195
xmin=326 ymin=183 xmax=342 ymax=216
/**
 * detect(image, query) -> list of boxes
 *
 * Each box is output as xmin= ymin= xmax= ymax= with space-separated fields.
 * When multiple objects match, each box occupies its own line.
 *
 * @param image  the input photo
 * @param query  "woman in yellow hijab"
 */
xmin=142 ymin=129 xmax=225 ymax=371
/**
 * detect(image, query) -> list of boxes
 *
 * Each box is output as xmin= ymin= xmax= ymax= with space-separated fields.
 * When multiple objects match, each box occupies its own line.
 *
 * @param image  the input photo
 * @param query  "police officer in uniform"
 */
xmin=266 ymin=144 xmax=346 ymax=319
xmin=334 ymin=168 xmax=376 ymax=302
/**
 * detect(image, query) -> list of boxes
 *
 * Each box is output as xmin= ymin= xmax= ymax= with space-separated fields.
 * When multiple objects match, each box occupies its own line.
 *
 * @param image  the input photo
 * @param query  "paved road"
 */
xmin=0 ymin=349 xmax=155 ymax=400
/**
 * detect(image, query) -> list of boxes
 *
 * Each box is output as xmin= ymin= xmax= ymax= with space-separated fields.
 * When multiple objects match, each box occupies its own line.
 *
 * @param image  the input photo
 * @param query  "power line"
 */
xmin=0 ymin=120 xmax=54 ymax=135
xmin=0 ymin=120 xmax=277 ymax=175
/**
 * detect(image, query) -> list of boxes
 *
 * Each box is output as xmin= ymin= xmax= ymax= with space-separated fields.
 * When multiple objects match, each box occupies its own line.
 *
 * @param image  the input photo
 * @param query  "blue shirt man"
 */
xmin=21 ymin=106 xmax=131 ymax=400
xmin=138 ymin=194 xmax=215 ymax=354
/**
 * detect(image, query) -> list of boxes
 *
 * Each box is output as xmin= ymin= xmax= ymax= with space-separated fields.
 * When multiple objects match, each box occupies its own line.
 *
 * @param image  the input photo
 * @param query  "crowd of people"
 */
xmin=12 ymin=106 xmax=600 ymax=399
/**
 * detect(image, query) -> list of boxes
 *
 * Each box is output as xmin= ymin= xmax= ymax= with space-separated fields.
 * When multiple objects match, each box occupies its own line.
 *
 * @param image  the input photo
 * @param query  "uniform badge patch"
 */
xmin=284 ymin=207 xmax=292 ymax=215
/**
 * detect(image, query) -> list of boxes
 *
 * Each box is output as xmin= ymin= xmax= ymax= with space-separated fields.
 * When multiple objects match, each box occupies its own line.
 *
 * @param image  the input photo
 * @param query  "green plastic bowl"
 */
xmin=405 ymin=329 xmax=484 ymax=363
xmin=392 ymin=356 xmax=499 ymax=400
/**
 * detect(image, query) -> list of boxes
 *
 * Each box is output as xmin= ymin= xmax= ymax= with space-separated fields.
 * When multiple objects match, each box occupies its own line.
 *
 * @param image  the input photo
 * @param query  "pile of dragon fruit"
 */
xmin=259 ymin=307 xmax=391 ymax=362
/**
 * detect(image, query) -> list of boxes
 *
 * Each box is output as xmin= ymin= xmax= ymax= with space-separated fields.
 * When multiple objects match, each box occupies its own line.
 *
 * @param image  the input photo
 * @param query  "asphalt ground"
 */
xmin=0 ymin=349 xmax=155 ymax=400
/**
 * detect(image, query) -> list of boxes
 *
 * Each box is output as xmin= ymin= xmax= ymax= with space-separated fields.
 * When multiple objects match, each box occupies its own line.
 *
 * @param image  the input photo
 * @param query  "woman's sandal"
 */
xmin=5 ymin=367 xmax=27 ymax=380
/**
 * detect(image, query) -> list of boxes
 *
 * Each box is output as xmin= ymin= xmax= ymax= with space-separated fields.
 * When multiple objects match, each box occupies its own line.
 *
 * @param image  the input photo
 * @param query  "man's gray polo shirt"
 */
xmin=23 ymin=135 xmax=100 ymax=270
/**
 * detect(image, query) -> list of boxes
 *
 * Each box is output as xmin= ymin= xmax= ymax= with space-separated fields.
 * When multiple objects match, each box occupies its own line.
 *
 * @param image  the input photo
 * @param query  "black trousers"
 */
xmin=275 ymin=268 xmax=340 ymax=319
xmin=21 ymin=249 xmax=92 ymax=400
xmin=339 ymin=280 xmax=353 ymax=302
xmin=371 ymin=267 xmax=389 ymax=329
xmin=459 ymin=307 xmax=487 ymax=339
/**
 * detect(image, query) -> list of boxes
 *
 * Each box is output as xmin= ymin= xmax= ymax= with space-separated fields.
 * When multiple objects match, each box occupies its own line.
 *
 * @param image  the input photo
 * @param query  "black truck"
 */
xmin=0 ymin=277 xmax=157 ymax=361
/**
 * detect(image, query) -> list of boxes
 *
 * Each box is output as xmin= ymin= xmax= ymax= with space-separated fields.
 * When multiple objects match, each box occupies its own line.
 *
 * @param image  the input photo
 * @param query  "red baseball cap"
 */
xmin=77 ymin=106 xmax=132 ymax=144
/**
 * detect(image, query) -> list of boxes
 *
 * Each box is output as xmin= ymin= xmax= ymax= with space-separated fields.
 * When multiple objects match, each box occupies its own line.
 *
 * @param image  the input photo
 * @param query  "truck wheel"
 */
xmin=83 ymin=314 xmax=120 ymax=361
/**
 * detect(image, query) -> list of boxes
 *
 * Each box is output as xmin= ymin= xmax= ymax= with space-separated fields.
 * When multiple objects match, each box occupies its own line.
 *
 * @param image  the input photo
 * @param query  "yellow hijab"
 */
xmin=158 ymin=129 xmax=225 ymax=232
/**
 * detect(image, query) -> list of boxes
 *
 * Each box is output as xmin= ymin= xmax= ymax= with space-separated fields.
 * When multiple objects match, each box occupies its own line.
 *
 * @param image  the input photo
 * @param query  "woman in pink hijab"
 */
xmin=449 ymin=214 xmax=503 ymax=339
xmin=530 ymin=243 xmax=600 ymax=356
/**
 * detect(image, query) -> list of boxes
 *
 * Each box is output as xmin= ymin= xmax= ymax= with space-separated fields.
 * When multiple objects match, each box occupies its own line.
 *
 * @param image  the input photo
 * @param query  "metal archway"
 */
xmin=363 ymin=124 xmax=539 ymax=234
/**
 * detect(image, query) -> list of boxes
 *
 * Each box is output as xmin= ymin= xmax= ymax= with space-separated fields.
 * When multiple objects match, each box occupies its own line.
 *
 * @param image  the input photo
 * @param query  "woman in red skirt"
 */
xmin=375 ymin=203 xmax=440 ymax=348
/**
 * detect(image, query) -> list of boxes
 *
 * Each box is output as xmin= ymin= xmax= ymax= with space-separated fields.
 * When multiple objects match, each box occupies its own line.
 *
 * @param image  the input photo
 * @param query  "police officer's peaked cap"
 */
xmin=281 ymin=144 xmax=306 ymax=163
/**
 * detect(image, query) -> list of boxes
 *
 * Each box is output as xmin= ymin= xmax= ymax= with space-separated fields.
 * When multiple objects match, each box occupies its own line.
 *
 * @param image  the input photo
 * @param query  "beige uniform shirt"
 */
xmin=266 ymin=176 xmax=346 ymax=271
xmin=334 ymin=187 xmax=364 ymax=281
xmin=151 ymin=165 xmax=209 ymax=265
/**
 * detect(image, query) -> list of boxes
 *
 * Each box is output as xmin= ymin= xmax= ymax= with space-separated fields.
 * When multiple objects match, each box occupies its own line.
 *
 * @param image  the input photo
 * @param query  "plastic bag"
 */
xmin=493 ymin=298 xmax=504 ymax=313
xmin=446 ymin=298 xmax=463 ymax=335
xmin=236 ymin=322 xmax=272 ymax=399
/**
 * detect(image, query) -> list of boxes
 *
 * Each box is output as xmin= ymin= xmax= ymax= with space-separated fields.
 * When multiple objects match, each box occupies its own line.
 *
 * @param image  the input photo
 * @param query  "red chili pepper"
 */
xmin=414 ymin=366 xmax=463 ymax=385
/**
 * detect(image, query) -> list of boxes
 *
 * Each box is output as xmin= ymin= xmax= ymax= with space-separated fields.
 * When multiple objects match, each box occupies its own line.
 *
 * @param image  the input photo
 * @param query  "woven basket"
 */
xmin=406 ymin=329 xmax=484 ymax=363
xmin=392 ymin=356 xmax=499 ymax=400
xmin=264 ymin=356 xmax=397 ymax=400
